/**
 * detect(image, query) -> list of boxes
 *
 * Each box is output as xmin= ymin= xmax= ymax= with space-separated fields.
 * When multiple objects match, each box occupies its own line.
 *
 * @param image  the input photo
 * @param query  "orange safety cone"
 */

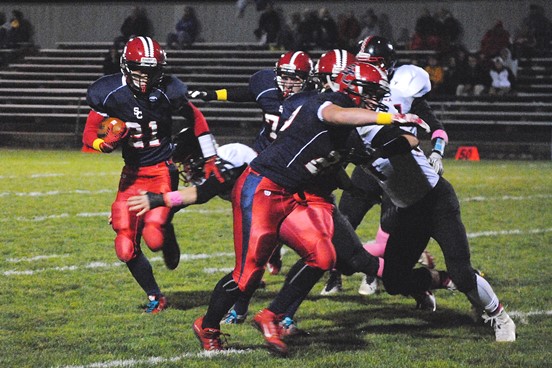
xmin=455 ymin=146 xmax=480 ymax=161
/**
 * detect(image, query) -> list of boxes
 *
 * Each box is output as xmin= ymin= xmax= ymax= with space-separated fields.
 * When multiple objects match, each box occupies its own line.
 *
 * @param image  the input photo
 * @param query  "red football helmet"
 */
xmin=120 ymin=36 xmax=167 ymax=94
xmin=355 ymin=36 xmax=397 ymax=73
xmin=275 ymin=51 xmax=313 ymax=98
xmin=314 ymin=49 xmax=355 ymax=92
xmin=335 ymin=62 xmax=390 ymax=110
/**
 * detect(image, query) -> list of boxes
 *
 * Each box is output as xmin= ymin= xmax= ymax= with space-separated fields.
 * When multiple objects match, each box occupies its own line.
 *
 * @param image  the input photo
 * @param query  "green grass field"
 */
xmin=1 ymin=148 xmax=551 ymax=368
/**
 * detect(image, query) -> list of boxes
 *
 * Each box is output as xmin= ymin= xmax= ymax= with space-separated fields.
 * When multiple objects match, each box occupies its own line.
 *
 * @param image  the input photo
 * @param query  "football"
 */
xmin=97 ymin=117 xmax=127 ymax=139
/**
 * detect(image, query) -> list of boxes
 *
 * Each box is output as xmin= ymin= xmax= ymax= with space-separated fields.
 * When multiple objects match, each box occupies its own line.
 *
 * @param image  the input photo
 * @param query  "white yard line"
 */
xmin=58 ymin=349 xmax=252 ymax=368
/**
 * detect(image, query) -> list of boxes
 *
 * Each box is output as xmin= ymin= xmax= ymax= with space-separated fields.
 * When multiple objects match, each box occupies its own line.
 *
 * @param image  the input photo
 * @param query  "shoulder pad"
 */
xmin=390 ymin=65 xmax=431 ymax=98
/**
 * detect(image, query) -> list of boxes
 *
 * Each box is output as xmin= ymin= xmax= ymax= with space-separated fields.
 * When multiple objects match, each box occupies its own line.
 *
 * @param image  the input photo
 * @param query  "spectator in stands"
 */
xmin=512 ymin=22 xmax=537 ymax=59
xmin=114 ymin=6 xmax=154 ymax=49
xmin=236 ymin=0 xmax=271 ymax=18
xmin=499 ymin=47 xmax=518 ymax=78
xmin=456 ymin=53 xmax=489 ymax=96
xmin=395 ymin=27 xmax=410 ymax=49
xmin=523 ymin=4 xmax=552 ymax=55
xmin=410 ymin=8 xmax=443 ymax=51
xmin=359 ymin=9 xmax=379 ymax=40
xmin=167 ymin=6 xmax=200 ymax=49
xmin=0 ymin=12 xmax=8 ymax=49
xmin=336 ymin=11 xmax=361 ymax=52
xmin=378 ymin=13 xmax=394 ymax=43
xmin=294 ymin=8 xmax=319 ymax=52
xmin=441 ymin=55 xmax=462 ymax=96
xmin=479 ymin=20 xmax=511 ymax=61
xmin=253 ymin=1 xmax=281 ymax=47
xmin=316 ymin=7 xmax=338 ymax=50
xmin=5 ymin=9 xmax=34 ymax=49
xmin=438 ymin=8 xmax=463 ymax=50
xmin=277 ymin=11 xmax=301 ymax=50
xmin=488 ymin=56 xmax=515 ymax=96
xmin=424 ymin=54 xmax=445 ymax=95
xmin=103 ymin=45 xmax=121 ymax=75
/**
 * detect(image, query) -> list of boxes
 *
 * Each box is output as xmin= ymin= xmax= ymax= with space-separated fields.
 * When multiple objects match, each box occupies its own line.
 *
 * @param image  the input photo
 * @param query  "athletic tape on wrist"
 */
xmin=198 ymin=134 xmax=217 ymax=158
xmin=375 ymin=112 xmax=393 ymax=125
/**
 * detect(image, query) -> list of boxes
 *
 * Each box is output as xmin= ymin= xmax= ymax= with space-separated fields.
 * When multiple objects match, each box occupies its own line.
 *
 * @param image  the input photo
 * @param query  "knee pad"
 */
xmin=304 ymin=238 xmax=336 ymax=271
xmin=114 ymin=232 xmax=136 ymax=262
xmin=142 ymin=207 xmax=169 ymax=251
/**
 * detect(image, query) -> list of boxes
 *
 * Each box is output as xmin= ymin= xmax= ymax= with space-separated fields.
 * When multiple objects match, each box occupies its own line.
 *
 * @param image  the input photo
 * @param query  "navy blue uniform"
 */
xmin=87 ymin=73 xmax=188 ymax=167
xmin=251 ymin=92 xmax=357 ymax=196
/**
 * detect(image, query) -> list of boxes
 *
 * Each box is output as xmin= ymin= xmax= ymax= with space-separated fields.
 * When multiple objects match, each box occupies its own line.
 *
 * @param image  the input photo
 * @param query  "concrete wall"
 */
xmin=0 ymin=1 xmax=549 ymax=51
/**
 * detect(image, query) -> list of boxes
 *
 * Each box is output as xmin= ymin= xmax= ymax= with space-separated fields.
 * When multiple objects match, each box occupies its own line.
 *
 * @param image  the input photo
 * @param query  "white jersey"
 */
xmin=218 ymin=143 xmax=257 ymax=169
xmin=356 ymin=125 xmax=440 ymax=208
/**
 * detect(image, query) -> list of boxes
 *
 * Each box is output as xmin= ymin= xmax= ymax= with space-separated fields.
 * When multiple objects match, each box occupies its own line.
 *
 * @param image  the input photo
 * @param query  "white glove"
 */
xmin=428 ymin=152 xmax=444 ymax=175
xmin=391 ymin=113 xmax=430 ymax=133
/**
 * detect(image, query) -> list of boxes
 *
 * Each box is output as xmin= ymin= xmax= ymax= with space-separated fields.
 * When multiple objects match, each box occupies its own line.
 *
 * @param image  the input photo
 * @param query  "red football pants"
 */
xmin=111 ymin=162 xmax=173 ymax=262
xmin=231 ymin=167 xmax=336 ymax=293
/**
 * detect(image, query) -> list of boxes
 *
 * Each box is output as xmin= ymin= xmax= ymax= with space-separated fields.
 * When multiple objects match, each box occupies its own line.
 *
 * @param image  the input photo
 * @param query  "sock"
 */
xmin=126 ymin=252 xmax=160 ymax=296
xmin=202 ymin=273 xmax=243 ymax=329
xmin=465 ymin=273 xmax=500 ymax=315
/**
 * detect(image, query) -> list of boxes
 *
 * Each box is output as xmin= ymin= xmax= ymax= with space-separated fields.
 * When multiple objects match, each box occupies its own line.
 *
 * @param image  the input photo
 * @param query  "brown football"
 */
xmin=97 ymin=117 xmax=127 ymax=138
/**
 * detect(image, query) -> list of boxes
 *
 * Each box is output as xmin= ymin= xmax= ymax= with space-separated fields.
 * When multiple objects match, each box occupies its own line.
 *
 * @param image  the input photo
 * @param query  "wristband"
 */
xmin=432 ymin=137 xmax=446 ymax=156
xmin=163 ymin=191 xmax=185 ymax=208
xmin=198 ymin=134 xmax=217 ymax=158
xmin=375 ymin=112 xmax=393 ymax=125
xmin=146 ymin=192 xmax=166 ymax=209
xmin=92 ymin=138 xmax=105 ymax=152
xmin=215 ymin=89 xmax=228 ymax=101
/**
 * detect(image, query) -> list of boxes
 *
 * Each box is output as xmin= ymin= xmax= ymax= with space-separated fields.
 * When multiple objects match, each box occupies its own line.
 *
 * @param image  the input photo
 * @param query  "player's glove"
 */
xmin=428 ymin=151 xmax=444 ymax=175
xmin=391 ymin=113 xmax=430 ymax=133
xmin=94 ymin=126 xmax=129 ymax=153
xmin=203 ymin=156 xmax=225 ymax=183
xmin=187 ymin=90 xmax=217 ymax=101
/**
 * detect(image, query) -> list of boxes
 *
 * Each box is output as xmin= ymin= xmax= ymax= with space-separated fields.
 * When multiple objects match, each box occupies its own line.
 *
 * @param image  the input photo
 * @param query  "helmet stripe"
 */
xmin=137 ymin=36 xmax=154 ymax=58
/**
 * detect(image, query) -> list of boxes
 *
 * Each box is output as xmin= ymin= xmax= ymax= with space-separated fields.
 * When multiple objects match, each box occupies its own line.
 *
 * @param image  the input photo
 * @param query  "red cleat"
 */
xmin=192 ymin=316 xmax=226 ymax=351
xmin=252 ymin=309 xmax=288 ymax=356
xmin=145 ymin=294 xmax=167 ymax=314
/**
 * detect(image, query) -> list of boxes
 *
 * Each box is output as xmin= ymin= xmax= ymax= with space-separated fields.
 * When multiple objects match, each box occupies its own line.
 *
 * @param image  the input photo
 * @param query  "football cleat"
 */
xmin=483 ymin=306 xmax=516 ymax=342
xmin=358 ymin=275 xmax=379 ymax=295
xmin=320 ymin=270 xmax=343 ymax=295
xmin=221 ymin=309 xmax=248 ymax=324
xmin=252 ymin=309 xmax=288 ymax=356
xmin=162 ymin=223 xmax=181 ymax=270
xmin=145 ymin=294 xmax=167 ymax=314
xmin=193 ymin=316 xmax=227 ymax=351
xmin=418 ymin=250 xmax=436 ymax=269
xmin=280 ymin=317 xmax=310 ymax=337
xmin=411 ymin=291 xmax=436 ymax=312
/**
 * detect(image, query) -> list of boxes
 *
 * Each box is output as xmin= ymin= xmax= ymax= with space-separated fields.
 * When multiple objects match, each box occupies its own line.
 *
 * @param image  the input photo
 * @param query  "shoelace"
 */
xmin=204 ymin=329 xmax=230 ymax=350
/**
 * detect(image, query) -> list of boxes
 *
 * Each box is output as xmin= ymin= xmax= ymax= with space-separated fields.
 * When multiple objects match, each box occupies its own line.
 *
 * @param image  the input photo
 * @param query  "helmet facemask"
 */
xmin=120 ymin=36 xmax=166 ymax=95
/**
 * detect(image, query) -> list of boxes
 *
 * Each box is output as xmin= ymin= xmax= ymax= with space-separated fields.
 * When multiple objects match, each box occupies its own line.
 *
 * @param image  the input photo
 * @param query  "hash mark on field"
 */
xmin=0 ymin=189 xmax=114 ymax=197
xmin=59 ymin=349 xmax=252 ymax=368
xmin=509 ymin=310 xmax=552 ymax=324
xmin=6 ymin=254 xmax=69 ymax=263
xmin=0 ymin=171 xmax=119 ymax=180
xmin=461 ymin=194 xmax=552 ymax=202
xmin=2 ymin=253 xmax=234 ymax=276
xmin=467 ymin=228 xmax=552 ymax=238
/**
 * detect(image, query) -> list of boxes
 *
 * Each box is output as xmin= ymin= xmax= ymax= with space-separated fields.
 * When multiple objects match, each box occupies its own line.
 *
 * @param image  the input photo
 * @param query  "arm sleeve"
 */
xmin=81 ymin=110 xmax=106 ymax=153
xmin=410 ymin=97 xmax=445 ymax=134
xmin=223 ymin=86 xmax=256 ymax=102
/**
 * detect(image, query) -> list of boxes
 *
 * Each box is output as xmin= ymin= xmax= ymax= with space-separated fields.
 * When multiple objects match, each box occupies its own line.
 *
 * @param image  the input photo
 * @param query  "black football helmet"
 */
xmin=171 ymin=127 xmax=205 ymax=186
xmin=355 ymin=36 xmax=397 ymax=73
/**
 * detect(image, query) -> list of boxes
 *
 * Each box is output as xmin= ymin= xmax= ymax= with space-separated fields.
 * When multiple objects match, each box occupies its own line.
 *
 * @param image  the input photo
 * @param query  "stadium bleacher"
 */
xmin=0 ymin=42 xmax=551 ymax=159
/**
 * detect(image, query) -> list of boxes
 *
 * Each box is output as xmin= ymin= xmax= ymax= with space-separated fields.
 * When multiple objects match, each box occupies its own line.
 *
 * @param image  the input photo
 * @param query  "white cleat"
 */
xmin=484 ymin=308 xmax=516 ymax=342
xmin=358 ymin=275 xmax=379 ymax=295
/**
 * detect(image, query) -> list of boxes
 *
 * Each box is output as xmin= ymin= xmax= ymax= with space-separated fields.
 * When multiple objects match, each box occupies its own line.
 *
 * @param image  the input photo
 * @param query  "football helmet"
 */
xmin=120 ymin=36 xmax=167 ymax=94
xmin=172 ymin=127 xmax=204 ymax=186
xmin=314 ymin=49 xmax=355 ymax=92
xmin=275 ymin=51 xmax=313 ymax=98
xmin=355 ymin=36 xmax=397 ymax=73
xmin=335 ymin=62 xmax=390 ymax=110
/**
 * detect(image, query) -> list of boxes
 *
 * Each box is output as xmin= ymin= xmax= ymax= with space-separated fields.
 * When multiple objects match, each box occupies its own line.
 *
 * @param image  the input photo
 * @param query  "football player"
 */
xmin=192 ymin=62 xmax=430 ymax=355
xmin=322 ymin=36 xmax=449 ymax=300
xmin=354 ymin=102 xmax=516 ymax=343
xmin=82 ymin=36 xmax=222 ymax=314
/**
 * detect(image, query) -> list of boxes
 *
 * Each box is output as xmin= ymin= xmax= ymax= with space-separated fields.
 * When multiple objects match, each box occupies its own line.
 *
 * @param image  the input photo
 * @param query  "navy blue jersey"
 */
xmin=280 ymin=89 xmax=319 ymax=122
xmin=250 ymin=92 xmax=359 ymax=195
xmin=87 ymin=74 xmax=188 ymax=167
xmin=248 ymin=69 xmax=284 ymax=152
